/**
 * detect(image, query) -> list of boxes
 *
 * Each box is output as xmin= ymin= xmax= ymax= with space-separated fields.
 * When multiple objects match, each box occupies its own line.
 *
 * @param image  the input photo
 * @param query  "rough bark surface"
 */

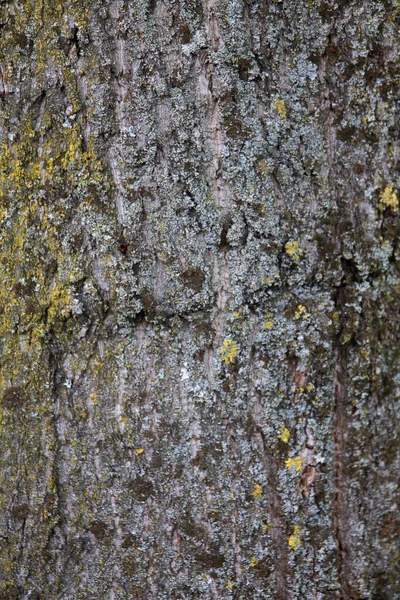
xmin=0 ymin=1 xmax=399 ymax=598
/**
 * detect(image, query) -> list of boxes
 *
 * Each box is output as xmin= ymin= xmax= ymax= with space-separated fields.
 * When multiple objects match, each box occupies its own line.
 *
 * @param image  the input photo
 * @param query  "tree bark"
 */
xmin=0 ymin=1 xmax=399 ymax=598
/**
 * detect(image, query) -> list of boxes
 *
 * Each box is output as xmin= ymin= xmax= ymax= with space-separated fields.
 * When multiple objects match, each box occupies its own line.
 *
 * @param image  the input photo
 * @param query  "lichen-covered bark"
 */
xmin=0 ymin=0 xmax=399 ymax=598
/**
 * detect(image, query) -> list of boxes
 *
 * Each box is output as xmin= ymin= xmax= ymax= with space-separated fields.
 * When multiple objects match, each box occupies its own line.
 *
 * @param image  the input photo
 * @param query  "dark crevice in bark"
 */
xmin=333 ymin=340 xmax=350 ymax=600
xmin=228 ymin=427 xmax=243 ymax=597
xmin=254 ymin=417 xmax=289 ymax=599
xmin=47 ymin=350 xmax=68 ymax=575
xmin=67 ymin=25 xmax=82 ymax=59
xmin=333 ymin=273 xmax=361 ymax=598
xmin=321 ymin=9 xmax=358 ymax=596
xmin=270 ymin=172 xmax=286 ymax=211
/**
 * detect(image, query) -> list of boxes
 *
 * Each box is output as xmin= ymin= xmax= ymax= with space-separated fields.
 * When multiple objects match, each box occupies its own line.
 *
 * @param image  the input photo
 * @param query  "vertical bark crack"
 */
xmin=254 ymin=404 xmax=289 ymax=599
xmin=333 ymin=343 xmax=351 ymax=600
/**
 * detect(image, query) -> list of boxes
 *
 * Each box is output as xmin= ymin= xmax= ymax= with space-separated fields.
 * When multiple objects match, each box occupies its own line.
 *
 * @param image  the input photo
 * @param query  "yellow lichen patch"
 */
xmin=257 ymin=159 xmax=269 ymax=175
xmin=250 ymin=557 xmax=259 ymax=568
xmin=262 ymin=522 xmax=271 ymax=533
xmin=285 ymin=241 xmax=301 ymax=261
xmin=251 ymin=482 xmax=263 ymax=499
xmin=285 ymin=456 xmax=303 ymax=472
xmin=47 ymin=286 xmax=73 ymax=322
xmin=294 ymin=304 xmax=310 ymax=320
xmin=220 ymin=340 xmax=239 ymax=365
xmin=225 ymin=580 xmax=234 ymax=590
xmin=264 ymin=313 xmax=274 ymax=329
xmin=278 ymin=427 xmax=290 ymax=443
xmin=0 ymin=76 xmax=111 ymax=395
xmin=90 ymin=392 xmax=99 ymax=406
xmin=272 ymin=99 xmax=287 ymax=119
xmin=134 ymin=448 xmax=144 ymax=456
xmin=288 ymin=526 xmax=301 ymax=550
xmin=379 ymin=185 xmax=398 ymax=212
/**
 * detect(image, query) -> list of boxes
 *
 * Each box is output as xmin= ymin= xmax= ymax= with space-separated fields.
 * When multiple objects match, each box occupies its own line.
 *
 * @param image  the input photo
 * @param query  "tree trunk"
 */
xmin=0 ymin=1 xmax=399 ymax=598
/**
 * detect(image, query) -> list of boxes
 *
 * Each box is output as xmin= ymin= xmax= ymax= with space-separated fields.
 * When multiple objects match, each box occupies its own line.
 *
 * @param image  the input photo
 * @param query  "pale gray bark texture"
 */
xmin=0 ymin=0 xmax=399 ymax=598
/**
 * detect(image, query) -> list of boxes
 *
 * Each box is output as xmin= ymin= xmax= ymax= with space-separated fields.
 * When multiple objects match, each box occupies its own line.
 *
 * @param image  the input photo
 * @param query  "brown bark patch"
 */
xmin=1 ymin=387 xmax=27 ymax=409
xmin=11 ymin=503 xmax=29 ymax=520
xmin=129 ymin=477 xmax=154 ymax=502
